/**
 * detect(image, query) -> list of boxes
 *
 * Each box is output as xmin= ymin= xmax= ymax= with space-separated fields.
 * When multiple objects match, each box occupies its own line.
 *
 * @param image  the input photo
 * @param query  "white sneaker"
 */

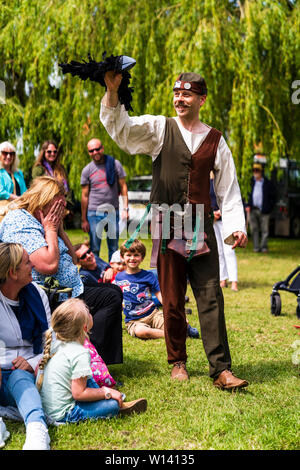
xmin=23 ymin=422 xmax=50 ymax=450
xmin=0 ymin=417 xmax=10 ymax=448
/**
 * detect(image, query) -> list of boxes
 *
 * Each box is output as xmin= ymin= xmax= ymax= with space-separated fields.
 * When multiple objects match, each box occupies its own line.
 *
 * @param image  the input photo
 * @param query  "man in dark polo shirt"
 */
xmin=99 ymin=71 xmax=248 ymax=390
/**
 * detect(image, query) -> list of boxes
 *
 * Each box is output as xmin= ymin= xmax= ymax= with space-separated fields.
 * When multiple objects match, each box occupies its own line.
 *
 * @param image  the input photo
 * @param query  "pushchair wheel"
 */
xmin=271 ymin=292 xmax=281 ymax=316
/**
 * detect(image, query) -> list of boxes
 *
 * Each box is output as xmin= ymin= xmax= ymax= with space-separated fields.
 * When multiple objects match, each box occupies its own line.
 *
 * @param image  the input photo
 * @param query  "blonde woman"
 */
xmin=0 ymin=242 xmax=51 ymax=450
xmin=37 ymin=298 xmax=147 ymax=423
xmin=0 ymin=176 xmax=123 ymax=366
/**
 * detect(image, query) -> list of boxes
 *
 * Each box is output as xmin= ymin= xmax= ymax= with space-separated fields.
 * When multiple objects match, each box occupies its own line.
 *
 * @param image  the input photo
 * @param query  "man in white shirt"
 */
xmin=99 ymin=70 xmax=248 ymax=390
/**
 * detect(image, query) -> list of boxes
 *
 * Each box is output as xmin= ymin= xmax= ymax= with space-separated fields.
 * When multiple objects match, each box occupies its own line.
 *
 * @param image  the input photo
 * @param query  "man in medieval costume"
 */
xmin=99 ymin=70 xmax=248 ymax=390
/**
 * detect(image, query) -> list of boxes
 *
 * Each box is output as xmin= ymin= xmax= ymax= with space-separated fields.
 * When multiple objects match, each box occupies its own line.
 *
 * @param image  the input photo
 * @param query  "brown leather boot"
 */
xmin=213 ymin=370 xmax=248 ymax=390
xmin=171 ymin=361 xmax=189 ymax=381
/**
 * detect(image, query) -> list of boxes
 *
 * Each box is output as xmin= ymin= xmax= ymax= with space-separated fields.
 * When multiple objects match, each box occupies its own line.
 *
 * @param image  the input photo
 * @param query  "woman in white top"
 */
xmin=0 ymin=242 xmax=51 ymax=450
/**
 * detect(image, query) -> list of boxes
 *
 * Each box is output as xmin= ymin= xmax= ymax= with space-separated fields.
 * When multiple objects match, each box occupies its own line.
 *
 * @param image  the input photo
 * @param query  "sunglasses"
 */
xmin=79 ymin=248 xmax=92 ymax=260
xmin=1 ymin=151 xmax=15 ymax=157
xmin=88 ymin=145 xmax=103 ymax=154
xmin=46 ymin=149 xmax=58 ymax=154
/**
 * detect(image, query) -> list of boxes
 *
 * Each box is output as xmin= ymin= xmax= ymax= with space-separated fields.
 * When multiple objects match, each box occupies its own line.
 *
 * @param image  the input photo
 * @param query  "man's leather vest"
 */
xmin=150 ymin=118 xmax=222 ymax=215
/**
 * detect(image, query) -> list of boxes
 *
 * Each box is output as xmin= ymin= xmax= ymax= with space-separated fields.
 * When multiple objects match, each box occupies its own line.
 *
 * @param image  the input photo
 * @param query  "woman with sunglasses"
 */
xmin=32 ymin=141 xmax=69 ymax=193
xmin=0 ymin=141 xmax=27 ymax=205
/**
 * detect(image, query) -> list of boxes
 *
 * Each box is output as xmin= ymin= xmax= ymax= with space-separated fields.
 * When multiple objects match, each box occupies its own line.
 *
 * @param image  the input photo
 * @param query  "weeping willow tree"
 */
xmin=0 ymin=0 xmax=299 ymax=199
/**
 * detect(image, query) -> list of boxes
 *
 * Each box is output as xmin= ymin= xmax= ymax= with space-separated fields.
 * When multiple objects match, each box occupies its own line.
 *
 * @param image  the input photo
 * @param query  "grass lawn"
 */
xmin=3 ymin=232 xmax=300 ymax=451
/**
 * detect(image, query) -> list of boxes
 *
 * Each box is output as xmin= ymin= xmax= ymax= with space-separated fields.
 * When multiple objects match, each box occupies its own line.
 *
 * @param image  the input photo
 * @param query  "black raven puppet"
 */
xmin=59 ymin=52 xmax=136 ymax=111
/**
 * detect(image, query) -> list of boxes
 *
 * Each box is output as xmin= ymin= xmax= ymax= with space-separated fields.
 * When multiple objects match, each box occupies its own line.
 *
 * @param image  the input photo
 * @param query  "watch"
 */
xmin=103 ymin=388 xmax=112 ymax=399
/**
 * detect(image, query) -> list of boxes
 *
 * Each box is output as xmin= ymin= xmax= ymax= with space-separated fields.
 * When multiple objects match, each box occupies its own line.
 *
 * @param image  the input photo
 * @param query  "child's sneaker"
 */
xmin=187 ymin=324 xmax=199 ymax=339
xmin=0 ymin=418 xmax=10 ymax=448
xmin=22 ymin=422 xmax=50 ymax=450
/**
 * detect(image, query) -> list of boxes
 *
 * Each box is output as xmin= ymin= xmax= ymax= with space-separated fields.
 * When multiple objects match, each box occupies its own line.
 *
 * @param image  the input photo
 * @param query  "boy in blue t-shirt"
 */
xmin=114 ymin=239 xmax=165 ymax=339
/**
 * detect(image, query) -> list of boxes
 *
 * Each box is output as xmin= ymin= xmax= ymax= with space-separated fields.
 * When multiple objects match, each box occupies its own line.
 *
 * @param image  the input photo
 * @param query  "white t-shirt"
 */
xmin=39 ymin=340 xmax=92 ymax=422
xmin=0 ymin=282 xmax=51 ymax=371
xmin=80 ymin=159 xmax=126 ymax=211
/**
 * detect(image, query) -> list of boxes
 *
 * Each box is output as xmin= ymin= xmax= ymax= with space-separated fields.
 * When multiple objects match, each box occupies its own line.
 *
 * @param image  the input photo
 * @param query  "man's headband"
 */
xmin=173 ymin=73 xmax=207 ymax=95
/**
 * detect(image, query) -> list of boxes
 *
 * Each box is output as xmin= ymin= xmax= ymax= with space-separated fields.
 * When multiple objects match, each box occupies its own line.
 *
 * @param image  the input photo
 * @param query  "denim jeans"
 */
xmin=87 ymin=209 xmax=119 ymax=261
xmin=60 ymin=378 xmax=119 ymax=423
xmin=0 ymin=369 xmax=46 ymax=427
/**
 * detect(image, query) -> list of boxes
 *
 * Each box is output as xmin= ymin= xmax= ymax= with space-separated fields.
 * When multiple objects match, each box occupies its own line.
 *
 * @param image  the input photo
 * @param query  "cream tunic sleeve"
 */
xmin=213 ymin=136 xmax=247 ymax=244
xmin=100 ymin=100 xmax=166 ymax=160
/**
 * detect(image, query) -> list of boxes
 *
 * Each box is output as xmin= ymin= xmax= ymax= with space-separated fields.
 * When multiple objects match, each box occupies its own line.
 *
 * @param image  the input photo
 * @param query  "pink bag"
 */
xmin=84 ymin=338 xmax=116 ymax=388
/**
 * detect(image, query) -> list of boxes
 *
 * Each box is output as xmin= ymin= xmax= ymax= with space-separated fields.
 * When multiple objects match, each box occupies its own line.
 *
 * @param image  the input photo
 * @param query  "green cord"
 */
xmin=124 ymin=203 xmax=152 ymax=249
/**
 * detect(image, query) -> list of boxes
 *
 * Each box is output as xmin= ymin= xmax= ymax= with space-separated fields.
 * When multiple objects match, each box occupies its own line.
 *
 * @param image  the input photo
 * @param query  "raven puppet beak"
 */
xmin=59 ymin=52 xmax=136 ymax=111
xmin=115 ymin=55 xmax=136 ymax=72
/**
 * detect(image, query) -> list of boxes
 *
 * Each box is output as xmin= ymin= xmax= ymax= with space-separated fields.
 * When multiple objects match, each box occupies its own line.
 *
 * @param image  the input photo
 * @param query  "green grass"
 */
xmin=3 ymin=232 xmax=300 ymax=450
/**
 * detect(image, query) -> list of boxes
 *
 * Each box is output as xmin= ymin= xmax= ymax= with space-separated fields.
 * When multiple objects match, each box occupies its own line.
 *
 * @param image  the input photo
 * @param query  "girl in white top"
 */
xmin=37 ymin=298 xmax=147 ymax=423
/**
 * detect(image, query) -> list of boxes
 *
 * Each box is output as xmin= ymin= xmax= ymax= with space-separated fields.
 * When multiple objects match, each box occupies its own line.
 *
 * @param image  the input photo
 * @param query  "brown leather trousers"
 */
xmin=157 ymin=217 xmax=231 ymax=378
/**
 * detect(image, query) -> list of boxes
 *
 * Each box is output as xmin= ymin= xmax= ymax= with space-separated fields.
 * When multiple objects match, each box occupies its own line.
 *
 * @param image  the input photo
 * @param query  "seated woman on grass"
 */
xmin=0 ymin=242 xmax=51 ymax=450
xmin=0 ymin=176 xmax=123 ymax=366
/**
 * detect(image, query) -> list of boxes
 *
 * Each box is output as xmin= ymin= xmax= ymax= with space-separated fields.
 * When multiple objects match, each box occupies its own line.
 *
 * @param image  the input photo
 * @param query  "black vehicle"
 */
xmin=269 ymin=159 xmax=300 ymax=238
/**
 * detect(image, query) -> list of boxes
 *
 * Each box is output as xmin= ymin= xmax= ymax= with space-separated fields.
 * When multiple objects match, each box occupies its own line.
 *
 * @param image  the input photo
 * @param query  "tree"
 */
xmin=0 ymin=0 xmax=299 ymax=199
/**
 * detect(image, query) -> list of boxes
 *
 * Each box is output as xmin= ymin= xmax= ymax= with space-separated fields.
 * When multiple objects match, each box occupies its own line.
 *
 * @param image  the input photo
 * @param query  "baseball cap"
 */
xmin=110 ymin=250 xmax=121 ymax=263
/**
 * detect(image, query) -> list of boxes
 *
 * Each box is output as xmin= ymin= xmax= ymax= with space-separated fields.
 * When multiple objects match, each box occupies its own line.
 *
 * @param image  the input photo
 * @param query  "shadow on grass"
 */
xmin=109 ymin=355 xmax=162 ymax=380
xmin=230 ymin=359 xmax=296 ymax=386
xmin=237 ymin=281 xmax=273 ymax=289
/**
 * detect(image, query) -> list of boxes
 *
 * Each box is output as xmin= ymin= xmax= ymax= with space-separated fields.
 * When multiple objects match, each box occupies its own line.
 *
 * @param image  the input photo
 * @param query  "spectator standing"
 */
xmin=246 ymin=163 xmax=276 ymax=253
xmin=0 ymin=142 xmax=27 ymax=221
xmin=32 ymin=141 xmax=69 ymax=193
xmin=80 ymin=138 xmax=129 ymax=261
xmin=31 ymin=140 xmax=75 ymax=219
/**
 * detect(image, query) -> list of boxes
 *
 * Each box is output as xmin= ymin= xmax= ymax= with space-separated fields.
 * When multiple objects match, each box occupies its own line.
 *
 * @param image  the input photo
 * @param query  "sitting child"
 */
xmin=114 ymin=240 xmax=164 ymax=339
xmin=109 ymin=250 xmax=126 ymax=283
xmin=114 ymin=240 xmax=199 ymax=340
xmin=36 ymin=298 xmax=147 ymax=423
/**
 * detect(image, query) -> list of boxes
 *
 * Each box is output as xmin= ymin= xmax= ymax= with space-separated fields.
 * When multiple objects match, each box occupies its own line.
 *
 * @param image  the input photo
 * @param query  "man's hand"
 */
xmin=213 ymin=210 xmax=221 ymax=222
xmin=104 ymin=71 xmax=123 ymax=92
xmin=81 ymin=220 xmax=90 ymax=233
xmin=103 ymin=268 xmax=114 ymax=283
xmin=103 ymin=71 xmax=123 ymax=107
xmin=232 ymin=231 xmax=248 ymax=249
xmin=121 ymin=208 xmax=129 ymax=220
